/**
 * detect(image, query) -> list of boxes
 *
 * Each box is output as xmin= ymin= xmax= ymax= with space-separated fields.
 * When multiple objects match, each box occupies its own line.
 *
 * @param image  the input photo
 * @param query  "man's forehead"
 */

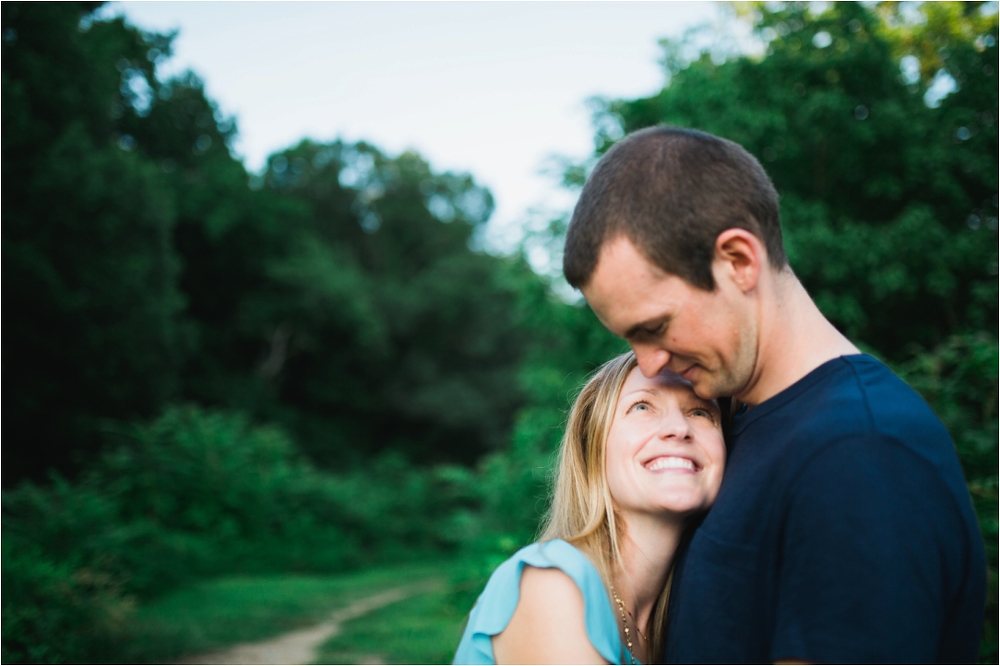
xmin=594 ymin=236 xmax=667 ymax=281
xmin=584 ymin=240 xmax=684 ymax=330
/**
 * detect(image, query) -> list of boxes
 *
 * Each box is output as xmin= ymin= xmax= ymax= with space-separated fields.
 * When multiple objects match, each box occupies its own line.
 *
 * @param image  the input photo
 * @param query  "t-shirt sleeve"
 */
xmin=771 ymin=433 xmax=967 ymax=663
xmin=453 ymin=540 xmax=621 ymax=664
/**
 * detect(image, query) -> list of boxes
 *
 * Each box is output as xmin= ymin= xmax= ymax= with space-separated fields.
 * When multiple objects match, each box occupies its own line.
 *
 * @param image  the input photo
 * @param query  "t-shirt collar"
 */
xmin=730 ymin=353 xmax=872 ymax=437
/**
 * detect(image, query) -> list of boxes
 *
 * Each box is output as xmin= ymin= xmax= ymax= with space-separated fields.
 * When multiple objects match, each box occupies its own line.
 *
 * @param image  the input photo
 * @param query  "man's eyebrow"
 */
xmin=623 ymin=317 xmax=668 ymax=340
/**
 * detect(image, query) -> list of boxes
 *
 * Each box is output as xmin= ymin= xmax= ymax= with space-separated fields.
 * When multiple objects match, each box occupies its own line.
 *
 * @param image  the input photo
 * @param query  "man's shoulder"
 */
xmin=732 ymin=354 xmax=965 ymax=509
xmin=769 ymin=355 xmax=976 ymax=534
xmin=802 ymin=355 xmax=957 ymax=470
xmin=752 ymin=354 xmax=950 ymax=448
xmin=837 ymin=354 xmax=945 ymax=433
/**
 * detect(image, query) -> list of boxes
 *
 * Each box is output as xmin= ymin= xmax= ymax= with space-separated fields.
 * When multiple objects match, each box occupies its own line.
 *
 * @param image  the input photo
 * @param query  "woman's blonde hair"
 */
xmin=538 ymin=350 xmax=673 ymax=662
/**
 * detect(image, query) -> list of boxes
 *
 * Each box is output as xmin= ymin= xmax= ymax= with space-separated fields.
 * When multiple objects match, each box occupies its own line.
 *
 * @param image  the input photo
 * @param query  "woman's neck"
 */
xmin=612 ymin=513 xmax=685 ymax=645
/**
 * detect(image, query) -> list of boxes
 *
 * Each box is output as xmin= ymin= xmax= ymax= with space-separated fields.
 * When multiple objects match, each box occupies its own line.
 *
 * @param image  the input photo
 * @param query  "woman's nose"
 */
xmin=656 ymin=408 xmax=692 ymax=441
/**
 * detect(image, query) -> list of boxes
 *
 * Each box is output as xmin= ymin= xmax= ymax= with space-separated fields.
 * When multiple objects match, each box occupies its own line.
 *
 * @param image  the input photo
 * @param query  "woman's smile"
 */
xmin=644 ymin=455 xmax=698 ymax=473
xmin=606 ymin=366 xmax=726 ymax=519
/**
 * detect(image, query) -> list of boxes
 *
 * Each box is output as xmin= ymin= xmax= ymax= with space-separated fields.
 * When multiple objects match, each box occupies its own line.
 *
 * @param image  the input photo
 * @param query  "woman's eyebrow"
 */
xmin=620 ymin=387 xmax=656 ymax=399
xmin=683 ymin=394 xmax=719 ymax=411
xmin=699 ymin=399 xmax=722 ymax=414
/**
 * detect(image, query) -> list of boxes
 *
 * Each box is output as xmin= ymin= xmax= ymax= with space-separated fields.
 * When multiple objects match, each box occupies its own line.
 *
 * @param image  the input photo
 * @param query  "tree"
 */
xmin=2 ymin=2 xmax=536 ymax=480
xmin=2 ymin=3 xmax=186 ymax=483
xmin=241 ymin=140 xmax=530 ymax=464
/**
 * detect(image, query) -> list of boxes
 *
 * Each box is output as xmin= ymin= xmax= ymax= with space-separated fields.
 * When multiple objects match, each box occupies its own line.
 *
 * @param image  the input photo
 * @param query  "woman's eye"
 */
xmin=628 ymin=401 xmax=651 ymax=413
xmin=691 ymin=408 xmax=715 ymax=420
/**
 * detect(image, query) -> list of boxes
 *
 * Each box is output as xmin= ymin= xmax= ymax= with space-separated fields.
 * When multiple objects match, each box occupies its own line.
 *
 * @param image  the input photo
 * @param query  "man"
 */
xmin=562 ymin=126 xmax=986 ymax=663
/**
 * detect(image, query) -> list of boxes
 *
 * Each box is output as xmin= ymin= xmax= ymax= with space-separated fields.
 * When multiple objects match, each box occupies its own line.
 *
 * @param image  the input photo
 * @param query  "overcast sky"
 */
xmin=109 ymin=2 xmax=729 ymax=250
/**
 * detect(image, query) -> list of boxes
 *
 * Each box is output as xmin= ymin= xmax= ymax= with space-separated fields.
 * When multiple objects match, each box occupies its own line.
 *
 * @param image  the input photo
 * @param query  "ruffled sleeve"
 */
xmin=453 ymin=539 xmax=623 ymax=664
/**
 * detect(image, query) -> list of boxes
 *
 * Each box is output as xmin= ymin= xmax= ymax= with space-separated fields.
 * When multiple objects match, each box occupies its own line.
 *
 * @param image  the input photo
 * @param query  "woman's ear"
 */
xmin=712 ymin=228 xmax=763 ymax=293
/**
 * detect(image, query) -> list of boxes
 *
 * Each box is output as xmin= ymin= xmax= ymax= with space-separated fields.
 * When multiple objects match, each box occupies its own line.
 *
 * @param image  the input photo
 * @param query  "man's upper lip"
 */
xmin=667 ymin=360 xmax=697 ymax=377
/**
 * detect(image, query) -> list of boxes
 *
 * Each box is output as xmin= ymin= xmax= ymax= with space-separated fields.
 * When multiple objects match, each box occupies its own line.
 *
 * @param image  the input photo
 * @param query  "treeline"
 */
xmin=2 ymin=7 xmax=622 ymax=662
xmin=3 ymin=2 xmax=539 ymax=481
xmin=2 ymin=2 xmax=997 ymax=663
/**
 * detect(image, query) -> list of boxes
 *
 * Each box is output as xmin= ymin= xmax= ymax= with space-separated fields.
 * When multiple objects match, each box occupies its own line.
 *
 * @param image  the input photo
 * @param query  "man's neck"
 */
xmin=738 ymin=270 xmax=860 ymax=407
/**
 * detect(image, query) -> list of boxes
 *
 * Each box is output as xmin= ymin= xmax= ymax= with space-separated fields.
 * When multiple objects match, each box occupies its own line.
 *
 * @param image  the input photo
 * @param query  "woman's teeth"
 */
xmin=645 ymin=456 xmax=695 ymax=471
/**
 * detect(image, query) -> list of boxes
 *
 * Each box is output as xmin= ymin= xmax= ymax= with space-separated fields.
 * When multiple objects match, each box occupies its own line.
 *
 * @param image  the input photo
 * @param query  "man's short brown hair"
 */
xmin=563 ymin=126 xmax=787 ymax=291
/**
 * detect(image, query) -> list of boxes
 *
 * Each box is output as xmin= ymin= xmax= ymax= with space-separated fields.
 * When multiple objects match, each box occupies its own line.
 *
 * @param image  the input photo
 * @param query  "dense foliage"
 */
xmin=2 ymin=2 xmax=529 ymax=484
xmin=2 ymin=1 xmax=996 ymax=663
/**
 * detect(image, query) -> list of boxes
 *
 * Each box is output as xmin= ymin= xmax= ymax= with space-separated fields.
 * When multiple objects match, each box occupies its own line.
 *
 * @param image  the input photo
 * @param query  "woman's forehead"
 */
xmin=619 ymin=365 xmax=717 ymax=407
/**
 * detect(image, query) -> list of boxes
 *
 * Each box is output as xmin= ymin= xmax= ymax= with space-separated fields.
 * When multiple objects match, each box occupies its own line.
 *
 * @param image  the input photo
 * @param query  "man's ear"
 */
xmin=713 ymin=229 xmax=763 ymax=293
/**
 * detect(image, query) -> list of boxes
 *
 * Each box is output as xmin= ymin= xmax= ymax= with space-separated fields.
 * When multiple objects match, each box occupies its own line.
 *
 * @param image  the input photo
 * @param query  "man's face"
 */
xmin=581 ymin=236 xmax=758 ymax=400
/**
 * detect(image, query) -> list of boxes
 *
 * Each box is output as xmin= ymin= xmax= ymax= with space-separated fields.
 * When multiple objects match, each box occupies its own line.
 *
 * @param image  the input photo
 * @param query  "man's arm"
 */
xmin=492 ymin=566 xmax=610 ymax=665
xmin=771 ymin=435 xmax=965 ymax=663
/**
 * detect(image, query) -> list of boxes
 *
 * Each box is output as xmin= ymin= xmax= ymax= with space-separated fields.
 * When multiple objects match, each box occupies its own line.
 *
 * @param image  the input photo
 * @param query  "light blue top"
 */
xmin=453 ymin=539 xmax=630 ymax=664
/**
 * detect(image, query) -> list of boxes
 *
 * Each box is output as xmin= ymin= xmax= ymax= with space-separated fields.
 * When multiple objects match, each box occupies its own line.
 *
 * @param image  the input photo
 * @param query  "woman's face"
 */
xmin=605 ymin=366 xmax=726 ymax=522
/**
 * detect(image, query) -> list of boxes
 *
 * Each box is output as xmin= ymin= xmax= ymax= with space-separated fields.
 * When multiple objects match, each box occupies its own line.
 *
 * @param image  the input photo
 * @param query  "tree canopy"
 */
xmin=2 ymin=1 xmax=534 ymax=483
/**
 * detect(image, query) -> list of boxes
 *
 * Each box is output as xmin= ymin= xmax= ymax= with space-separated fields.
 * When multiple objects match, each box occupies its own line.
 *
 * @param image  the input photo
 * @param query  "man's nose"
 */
xmin=634 ymin=346 xmax=671 ymax=379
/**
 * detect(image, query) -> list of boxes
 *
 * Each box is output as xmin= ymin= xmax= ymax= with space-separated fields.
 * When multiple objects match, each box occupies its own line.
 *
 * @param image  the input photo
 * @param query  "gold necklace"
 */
xmin=610 ymin=585 xmax=646 ymax=663
xmin=623 ymin=600 xmax=648 ymax=643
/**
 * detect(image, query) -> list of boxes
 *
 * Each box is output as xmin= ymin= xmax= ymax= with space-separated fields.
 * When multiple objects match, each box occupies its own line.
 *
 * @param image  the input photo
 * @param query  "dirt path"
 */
xmin=177 ymin=580 xmax=441 ymax=665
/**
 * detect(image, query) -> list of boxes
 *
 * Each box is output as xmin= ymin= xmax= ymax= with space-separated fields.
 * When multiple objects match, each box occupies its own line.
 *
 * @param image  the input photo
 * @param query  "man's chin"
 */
xmin=671 ymin=363 xmax=744 ymax=399
xmin=691 ymin=371 xmax=742 ymax=401
xmin=691 ymin=381 xmax=723 ymax=400
xmin=686 ymin=373 xmax=719 ymax=399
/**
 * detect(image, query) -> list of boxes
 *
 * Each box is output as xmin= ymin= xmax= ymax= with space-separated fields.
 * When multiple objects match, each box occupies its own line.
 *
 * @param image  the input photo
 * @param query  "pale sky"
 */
xmin=108 ymin=2 xmax=731 ymax=251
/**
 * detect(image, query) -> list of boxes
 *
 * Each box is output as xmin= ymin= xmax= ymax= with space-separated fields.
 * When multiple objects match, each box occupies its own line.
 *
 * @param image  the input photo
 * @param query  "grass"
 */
xmin=314 ymin=586 xmax=469 ymax=665
xmin=117 ymin=560 xmax=454 ymax=664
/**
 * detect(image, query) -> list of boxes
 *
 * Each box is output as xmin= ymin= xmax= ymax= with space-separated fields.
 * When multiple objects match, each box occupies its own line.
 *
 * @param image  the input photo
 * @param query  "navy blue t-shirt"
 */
xmin=665 ymin=355 xmax=986 ymax=664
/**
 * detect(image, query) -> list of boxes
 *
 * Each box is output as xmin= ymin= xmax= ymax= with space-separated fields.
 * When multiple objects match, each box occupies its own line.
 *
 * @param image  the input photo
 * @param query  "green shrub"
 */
xmin=893 ymin=333 xmax=999 ymax=662
xmin=3 ymin=407 xmax=364 ymax=599
xmin=1 ymin=404 xmax=495 ymax=662
xmin=1 ymin=543 xmax=133 ymax=664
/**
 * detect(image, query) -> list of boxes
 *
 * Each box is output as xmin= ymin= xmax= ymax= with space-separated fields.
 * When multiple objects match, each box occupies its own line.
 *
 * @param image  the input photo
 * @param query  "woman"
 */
xmin=454 ymin=351 xmax=726 ymax=665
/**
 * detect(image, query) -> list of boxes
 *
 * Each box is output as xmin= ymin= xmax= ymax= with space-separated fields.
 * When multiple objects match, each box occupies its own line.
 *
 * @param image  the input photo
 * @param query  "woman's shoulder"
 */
xmin=480 ymin=540 xmax=610 ymax=629
xmin=506 ymin=540 xmax=610 ymax=604
xmin=510 ymin=538 xmax=599 ymax=573
xmin=462 ymin=540 xmax=603 ymax=634
xmin=453 ymin=539 xmax=622 ymax=664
